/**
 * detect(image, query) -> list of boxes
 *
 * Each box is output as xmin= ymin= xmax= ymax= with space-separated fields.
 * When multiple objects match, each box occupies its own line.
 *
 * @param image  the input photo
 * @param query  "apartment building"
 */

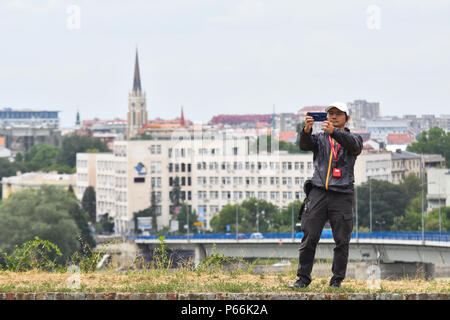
xmin=354 ymin=150 xmax=392 ymax=185
xmin=391 ymin=149 xmax=421 ymax=184
xmin=77 ymin=138 xmax=314 ymax=235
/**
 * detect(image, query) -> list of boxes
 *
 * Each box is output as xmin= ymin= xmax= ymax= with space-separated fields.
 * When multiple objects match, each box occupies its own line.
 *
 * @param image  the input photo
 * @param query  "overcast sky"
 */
xmin=1 ymin=0 xmax=449 ymax=128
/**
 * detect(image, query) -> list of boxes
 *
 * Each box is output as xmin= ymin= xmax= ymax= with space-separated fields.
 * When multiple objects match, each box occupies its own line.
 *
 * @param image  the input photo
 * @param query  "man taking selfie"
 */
xmin=290 ymin=102 xmax=363 ymax=289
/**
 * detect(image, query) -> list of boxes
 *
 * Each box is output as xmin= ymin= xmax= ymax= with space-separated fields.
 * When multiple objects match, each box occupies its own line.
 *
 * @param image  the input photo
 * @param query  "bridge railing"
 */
xmin=130 ymin=231 xmax=450 ymax=242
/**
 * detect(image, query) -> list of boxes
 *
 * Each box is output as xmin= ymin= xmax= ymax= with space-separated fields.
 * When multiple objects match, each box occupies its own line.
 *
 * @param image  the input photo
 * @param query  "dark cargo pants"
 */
xmin=296 ymin=186 xmax=354 ymax=285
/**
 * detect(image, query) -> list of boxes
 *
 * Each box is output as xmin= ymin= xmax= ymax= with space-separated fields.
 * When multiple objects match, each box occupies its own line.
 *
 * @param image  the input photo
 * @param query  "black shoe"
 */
xmin=289 ymin=279 xmax=310 ymax=289
xmin=329 ymin=281 xmax=341 ymax=288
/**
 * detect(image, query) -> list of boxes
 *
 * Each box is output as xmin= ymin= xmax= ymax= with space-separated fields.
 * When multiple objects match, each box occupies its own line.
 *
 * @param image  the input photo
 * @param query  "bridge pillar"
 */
xmin=379 ymin=262 xmax=435 ymax=280
xmin=194 ymin=244 xmax=207 ymax=266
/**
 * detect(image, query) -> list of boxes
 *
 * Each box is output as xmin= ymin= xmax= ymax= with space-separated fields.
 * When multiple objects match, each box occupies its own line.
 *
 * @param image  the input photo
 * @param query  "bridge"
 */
xmin=131 ymin=232 xmax=450 ymax=279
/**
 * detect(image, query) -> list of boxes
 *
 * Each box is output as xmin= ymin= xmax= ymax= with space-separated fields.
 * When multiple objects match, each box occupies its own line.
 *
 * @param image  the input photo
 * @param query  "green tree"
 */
xmin=209 ymin=199 xmax=301 ymax=233
xmin=27 ymin=144 xmax=60 ymax=171
xmin=424 ymin=207 xmax=450 ymax=231
xmin=407 ymin=127 xmax=450 ymax=167
xmin=68 ymin=185 xmax=74 ymax=194
xmin=239 ymin=198 xmax=279 ymax=233
xmin=81 ymin=186 xmax=96 ymax=224
xmin=392 ymin=196 xmax=422 ymax=231
xmin=99 ymin=213 xmax=114 ymax=234
xmin=14 ymin=152 xmax=23 ymax=162
xmin=176 ymin=203 xmax=199 ymax=233
xmin=19 ymin=144 xmax=75 ymax=173
xmin=356 ymin=179 xmax=411 ymax=231
xmin=210 ymin=203 xmax=247 ymax=233
xmin=390 ymin=174 xmax=427 ymax=231
xmin=48 ymin=186 xmax=96 ymax=250
xmin=401 ymin=173 xmax=422 ymax=200
xmin=42 ymin=163 xmax=75 ymax=174
xmin=131 ymin=132 xmax=153 ymax=140
xmin=273 ymin=200 xmax=303 ymax=233
xmin=150 ymin=191 xmax=158 ymax=234
xmin=24 ymin=145 xmax=39 ymax=163
xmin=0 ymin=186 xmax=86 ymax=264
xmin=169 ymin=177 xmax=182 ymax=215
xmin=57 ymin=133 xmax=110 ymax=168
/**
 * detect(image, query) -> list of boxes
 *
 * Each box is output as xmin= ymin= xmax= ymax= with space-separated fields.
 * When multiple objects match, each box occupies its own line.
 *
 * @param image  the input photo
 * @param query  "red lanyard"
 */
xmin=328 ymin=135 xmax=340 ymax=162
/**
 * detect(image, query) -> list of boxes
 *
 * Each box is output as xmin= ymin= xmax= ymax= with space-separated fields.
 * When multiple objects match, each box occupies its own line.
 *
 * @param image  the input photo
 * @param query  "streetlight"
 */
xmin=355 ymin=185 xmax=359 ymax=240
xmin=421 ymin=162 xmax=425 ymax=242
xmin=369 ymin=177 xmax=373 ymax=233
xmin=438 ymin=175 xmax=442 ymax=238
xmin=235 ymin=198 xmax=239 ymax=240
xmin=256 ymin=202 xmax=259 ymax=234
xmin=187 ymin=205 xmax=190 ymax=241
xmin=375 ymin=220 xmax=386 ymax=231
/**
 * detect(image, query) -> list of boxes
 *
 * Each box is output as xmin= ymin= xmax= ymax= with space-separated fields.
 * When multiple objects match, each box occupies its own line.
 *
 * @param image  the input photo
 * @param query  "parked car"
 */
xmin=250 ymin=232 xmax=264 ymax=239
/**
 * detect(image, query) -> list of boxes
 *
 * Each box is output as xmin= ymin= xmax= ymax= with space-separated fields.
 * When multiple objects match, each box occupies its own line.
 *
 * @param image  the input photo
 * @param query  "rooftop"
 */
xmin=391 ymin=149 xmax=421 ymax=160
xmin=386 ymin=133 xmax=416 ymax=145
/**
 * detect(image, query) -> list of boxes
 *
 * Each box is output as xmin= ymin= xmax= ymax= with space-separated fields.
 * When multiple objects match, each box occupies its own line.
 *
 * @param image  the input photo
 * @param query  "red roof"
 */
xmin=279 ymin=131 xmax=297 ymax=143
xmin=82 ymin=118 xmax=126 ymax=127
xmin=386 ymin=133 xmax=415 ymax=144
xmin=363 ymin=143 xmax=374 ymax=150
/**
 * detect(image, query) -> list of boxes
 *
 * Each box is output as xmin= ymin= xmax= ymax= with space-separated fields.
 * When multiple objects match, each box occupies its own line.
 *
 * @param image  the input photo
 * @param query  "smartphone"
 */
xmin=308 ymin=112 xmax=327 ymax=122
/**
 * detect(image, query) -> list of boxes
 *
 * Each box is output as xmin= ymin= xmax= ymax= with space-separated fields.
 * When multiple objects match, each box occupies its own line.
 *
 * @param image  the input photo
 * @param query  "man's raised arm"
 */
xmin=330 ymin=128 xmax=363 ymax=156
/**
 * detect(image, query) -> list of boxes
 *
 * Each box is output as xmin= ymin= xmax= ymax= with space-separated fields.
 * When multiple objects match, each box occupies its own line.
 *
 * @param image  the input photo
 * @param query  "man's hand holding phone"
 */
xmin=304 ymin=112 xmax=314 ymax=133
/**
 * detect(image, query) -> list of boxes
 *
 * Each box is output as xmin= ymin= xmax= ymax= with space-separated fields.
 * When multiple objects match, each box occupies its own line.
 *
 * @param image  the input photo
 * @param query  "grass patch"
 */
xmin=0 ymin=269 xmax=448 ymax=294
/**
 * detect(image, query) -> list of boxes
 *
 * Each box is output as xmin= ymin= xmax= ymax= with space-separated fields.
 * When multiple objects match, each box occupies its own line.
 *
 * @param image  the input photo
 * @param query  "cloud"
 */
xmin=0 ymin=0 xmax=60 ymax=13
xmin=208 ymin=0 xmax=271 ymax=24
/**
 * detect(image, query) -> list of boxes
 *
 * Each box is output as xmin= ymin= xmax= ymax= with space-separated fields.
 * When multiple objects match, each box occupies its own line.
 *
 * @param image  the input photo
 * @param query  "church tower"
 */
xmin=127 ymin=49 xmax=148 ymax=140
xmin=75 ymin=109 xmax=81 ymax=129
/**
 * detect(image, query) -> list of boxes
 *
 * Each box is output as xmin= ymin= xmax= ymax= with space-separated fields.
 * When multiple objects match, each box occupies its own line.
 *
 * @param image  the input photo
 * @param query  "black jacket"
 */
xmin=297 ymin=126 xmax=363 ymax=194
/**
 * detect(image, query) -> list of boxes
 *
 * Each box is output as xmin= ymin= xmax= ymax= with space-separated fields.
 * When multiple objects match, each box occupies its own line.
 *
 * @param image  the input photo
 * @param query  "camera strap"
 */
xmin=328 ymin=135 xmax=340 ymax=162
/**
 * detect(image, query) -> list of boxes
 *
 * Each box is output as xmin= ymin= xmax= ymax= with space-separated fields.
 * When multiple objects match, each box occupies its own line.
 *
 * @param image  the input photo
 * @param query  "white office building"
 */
xmin=77 ymin=137 xmax=314 ymax=235
xmin=426 ymin=168 xmax=450 ymax=211
xmin=354 ymin=150 xmax=392 ymax=185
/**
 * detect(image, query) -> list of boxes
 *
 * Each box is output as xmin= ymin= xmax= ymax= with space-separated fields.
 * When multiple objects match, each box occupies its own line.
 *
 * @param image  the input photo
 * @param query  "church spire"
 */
xmin=180 ymin=105 xmax=185 ymax=127
xmin=133 ymin=48 xmax=141 ymax=93
xmin=75 ymin=109 xmax=80 ymax=126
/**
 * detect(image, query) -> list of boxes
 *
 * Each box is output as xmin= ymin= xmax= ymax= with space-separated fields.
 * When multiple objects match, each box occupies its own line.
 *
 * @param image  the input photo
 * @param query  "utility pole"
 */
xmin=369 ymin=178 xmax=372 ymax=233
xmin=421 ymin=162 xmax=424 ymax=242
xmin=438 ymin=176 xmax=442 ymax=238
xmin=236 ymin=201 xmax=239 ymax=240
xmin=256 ymin=202 xmax=259 ymax=234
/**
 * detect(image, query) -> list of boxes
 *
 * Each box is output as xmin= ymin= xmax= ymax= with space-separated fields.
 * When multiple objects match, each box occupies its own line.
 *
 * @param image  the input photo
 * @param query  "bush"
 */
xmin=0 ymin=237 xmax=63 ymax=272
